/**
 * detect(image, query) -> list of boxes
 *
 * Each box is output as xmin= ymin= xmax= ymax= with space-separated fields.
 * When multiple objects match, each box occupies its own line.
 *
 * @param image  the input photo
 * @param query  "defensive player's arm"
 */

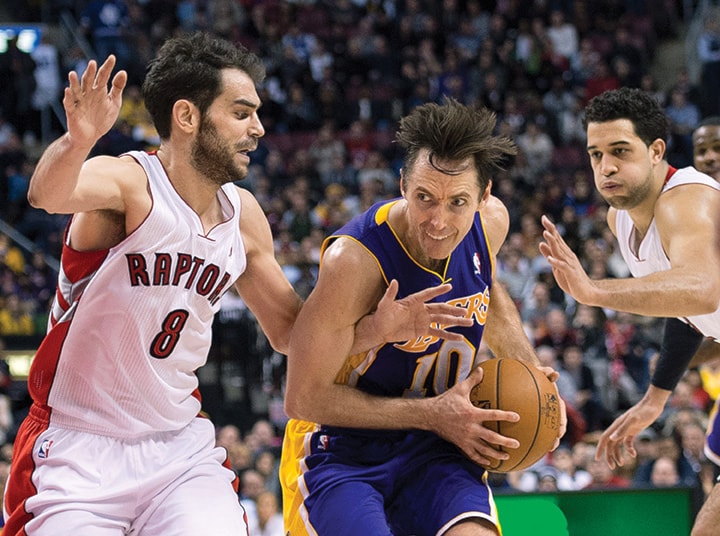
xmin=540 ymin=185 xmax=720 ymax=317
xmin=28 ymin=56 xmax=129 ymax=215
xmin=596 ymin=317 xmax=704 ymax=468
xmin=235 ymin=188 xmax=303 ymax=355
xmin=283 ymin=236 xmax=521 ymax=467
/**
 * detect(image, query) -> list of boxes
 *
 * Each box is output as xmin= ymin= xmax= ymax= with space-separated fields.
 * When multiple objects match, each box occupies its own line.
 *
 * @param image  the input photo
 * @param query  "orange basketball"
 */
xmin=469 ymin=358 xmax=561 ymax=473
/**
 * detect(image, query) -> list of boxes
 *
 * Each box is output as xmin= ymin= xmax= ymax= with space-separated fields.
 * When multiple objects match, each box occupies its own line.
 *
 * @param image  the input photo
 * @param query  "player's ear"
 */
xmin=172 ymin=99 xmax=200 ymax=135
xmin=649 ymin=138 xmax=666 ymax=163
xmin=479 ymin=180 xmax=492 ymax=206
xmin=399 ymin=169 xmax=407 ymax=198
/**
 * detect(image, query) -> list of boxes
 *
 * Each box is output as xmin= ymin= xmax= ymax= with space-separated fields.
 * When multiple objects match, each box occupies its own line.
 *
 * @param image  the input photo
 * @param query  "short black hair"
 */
xmin=142 ymin=32 xmax=265 ymax=140
xmin=582 ymin=87 xmax=670 ymax=147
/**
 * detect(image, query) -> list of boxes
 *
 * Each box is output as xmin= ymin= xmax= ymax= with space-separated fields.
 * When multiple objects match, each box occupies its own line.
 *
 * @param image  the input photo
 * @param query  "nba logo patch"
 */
xmin=473 ymin=252 xmax=482 ymax=275
xmin=38 ymin=439 xmax=54 ymax=459
xmin=317 ymin=434 xmax=329 ymax=451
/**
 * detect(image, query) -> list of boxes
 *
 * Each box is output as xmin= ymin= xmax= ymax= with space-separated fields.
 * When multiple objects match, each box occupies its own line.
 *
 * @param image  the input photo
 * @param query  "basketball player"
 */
xmin=280 ymin=98 xmax=567 ymax=536
xmin=693 ymin=116 xmax=720 ymax=182
xmin=2 ymin=34 xmax=470 ymax=536
xmin=538 ymin=87 xmax=720 ymax=536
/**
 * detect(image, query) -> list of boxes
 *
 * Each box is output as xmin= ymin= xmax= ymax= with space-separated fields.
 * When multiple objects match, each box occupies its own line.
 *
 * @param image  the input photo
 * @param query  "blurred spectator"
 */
xmin=698 ymin=15 xmax=720 ymax=116
xmin=515 ymin=121 xmax=554 ymax=186
xmin=79 ymin=0 xmax=132 ymax=70
xmin=550 ymin=444 xmax=592 ymax=490
xmin=239 ymin=468 xmax=267 ymax=535
xmin=634 ymin=433 xmax=699 ymax=490
xmin=546 ymin=9 xmax=578 ymax=60
xmin=0 ymin=295 xmax=34 ymax=336
xmin=308 ymin=123 xmax=347 ymax=184
xmin=665 ymin=89 xmax=701 ymax=168
xmin=535 ymin=307 xmax=576 ymax=355
xmin=561 ymin=344 xmax=609 ymax=432
xmin=0 ymin=234 xmax=25 ymax=275
xmin=29 ymin=33 xmax=63 ymax=144
xmin=255 ymin=490 xmax=284 ymax=536
xmin=0 ymin=35 xmax=36 ymax=141
xmin=649 ymin=456 xmax=681 ymax=487
xmin=206 ymin=0 xmax=247 ymax=41
xmin=584 ymin=454 xmax=631 ymax=490
xmin=355 ymin=150 xmax=397 ymax=195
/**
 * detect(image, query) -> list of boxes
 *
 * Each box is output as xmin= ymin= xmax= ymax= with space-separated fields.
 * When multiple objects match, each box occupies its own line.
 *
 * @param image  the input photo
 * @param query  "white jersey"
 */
xmin=32 ymin=151 xmax=247 ymax=437
xmin=614 ymin=166 xmax=720 ymax=341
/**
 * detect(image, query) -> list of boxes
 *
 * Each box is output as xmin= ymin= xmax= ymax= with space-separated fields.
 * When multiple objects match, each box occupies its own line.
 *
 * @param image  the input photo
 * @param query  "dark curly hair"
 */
xmin=142 ymin=32 xmax=266 ymax=140
xmin=582 ymin=87 xmax=670 ymax=148
xmin=396 ymin=97 xmax=517 ymax=194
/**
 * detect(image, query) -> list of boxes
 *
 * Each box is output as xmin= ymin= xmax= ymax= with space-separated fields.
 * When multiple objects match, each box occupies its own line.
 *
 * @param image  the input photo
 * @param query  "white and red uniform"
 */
xmin=614 ymin=166 xmax=720 ymax=463
xmin=3 ymin=151 xmax=249 ymax=535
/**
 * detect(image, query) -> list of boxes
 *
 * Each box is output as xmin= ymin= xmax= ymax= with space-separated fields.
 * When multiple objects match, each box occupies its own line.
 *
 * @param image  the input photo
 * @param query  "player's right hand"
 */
xmin=429 ymin=365 xmax=520 ymax=467
xmin=596 ymin=394 xmax=666 ymax=469
xmin=373 ymin=280 xmax=473 ymax=344
xmin=64 ymin=55 xmax=127 ymax=147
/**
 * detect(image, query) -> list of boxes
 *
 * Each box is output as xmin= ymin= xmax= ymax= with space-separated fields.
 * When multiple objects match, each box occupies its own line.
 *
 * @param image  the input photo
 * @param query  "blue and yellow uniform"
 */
xmin=280 ymin=200 xmax=503 ymax=536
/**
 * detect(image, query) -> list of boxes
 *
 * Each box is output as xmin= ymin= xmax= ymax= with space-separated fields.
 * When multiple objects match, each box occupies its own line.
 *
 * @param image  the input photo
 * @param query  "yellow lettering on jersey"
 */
xmin=393 ymin=289 xmax=489 ymax=353
xmin=447 ymin=288 xmax=490 ymax=325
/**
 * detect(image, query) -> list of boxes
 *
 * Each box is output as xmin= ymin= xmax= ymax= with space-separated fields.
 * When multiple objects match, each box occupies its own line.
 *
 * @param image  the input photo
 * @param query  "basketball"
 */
xmin=469 ymin=358 xmax=561 ymax=473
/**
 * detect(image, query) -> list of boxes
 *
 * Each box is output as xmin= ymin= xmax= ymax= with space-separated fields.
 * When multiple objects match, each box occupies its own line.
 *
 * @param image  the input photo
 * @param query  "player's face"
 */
xmin=586 ymin=119 xmax=660 ymax=210
xmin=191 ymin=69 xmax=264 ymax=186
xmin=693 ymin=125 xmax=720 ymax=181
xmin=401 ymin=150 xmax=486 ymax=265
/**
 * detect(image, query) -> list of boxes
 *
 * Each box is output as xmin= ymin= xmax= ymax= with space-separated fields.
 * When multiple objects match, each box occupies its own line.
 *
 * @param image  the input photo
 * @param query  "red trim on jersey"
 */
xmin=3 ymin=405 xmax=51 ymax=536
xmin=665 ymin=165 xmax=677 ymax=184
xmin=28 ymin=321 xmax=71 ymax=405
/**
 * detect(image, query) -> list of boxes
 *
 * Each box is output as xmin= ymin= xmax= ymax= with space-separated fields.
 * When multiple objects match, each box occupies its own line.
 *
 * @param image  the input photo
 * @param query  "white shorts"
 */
xmin=3 ymin=406 xmax=248 ymax=536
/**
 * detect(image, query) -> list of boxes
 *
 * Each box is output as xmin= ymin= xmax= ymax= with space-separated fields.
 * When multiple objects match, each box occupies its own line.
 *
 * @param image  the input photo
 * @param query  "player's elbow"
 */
xmin=284 ymin=379 xmax=325 ymax=422
xmin=698 ymin=279 xmax=720 ymax=314
xmin=283 ymin=385 xmax=311 ymax=421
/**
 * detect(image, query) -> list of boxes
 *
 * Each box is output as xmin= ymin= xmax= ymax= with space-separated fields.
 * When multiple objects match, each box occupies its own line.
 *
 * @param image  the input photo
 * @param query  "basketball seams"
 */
xmin=505 ymin=360 xmax=542 ymax=472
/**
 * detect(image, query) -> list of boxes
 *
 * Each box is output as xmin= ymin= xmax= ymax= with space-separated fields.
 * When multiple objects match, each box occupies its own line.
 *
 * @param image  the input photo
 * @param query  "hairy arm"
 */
xmin=540 ymin=185 xmax=720 ymax=316
xmin=481 ymin=196 xmax=541 ymax=366
xmin=28 ymin=57 xmax=128 ymax=215
xmin=235 ymin=189 xmax=303 ymax=355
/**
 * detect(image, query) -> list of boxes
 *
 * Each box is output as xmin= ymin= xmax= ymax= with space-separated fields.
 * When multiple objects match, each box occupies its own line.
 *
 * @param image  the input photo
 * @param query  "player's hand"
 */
xmin=596 ymin=394 xmax=666 ymax=469
xmin=429 ymin=366 xmax=521 ymax=466
xmin=373 ymin=280 xmax=473 ymax=343
xmin=538 ymin=215 xmax=597 ymax=305
xmin=536 ymin=366 xmax=568 ymax=451
xmin=64 ymin=55 xmax=127 ymax=147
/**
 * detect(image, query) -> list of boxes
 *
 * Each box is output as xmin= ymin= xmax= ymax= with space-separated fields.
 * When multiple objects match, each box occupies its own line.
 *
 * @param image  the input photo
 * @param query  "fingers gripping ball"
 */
xmin=470 ymin=358 xmax=561 ymax=473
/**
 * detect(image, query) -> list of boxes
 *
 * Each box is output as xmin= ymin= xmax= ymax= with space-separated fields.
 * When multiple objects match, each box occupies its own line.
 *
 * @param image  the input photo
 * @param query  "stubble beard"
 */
xmin=191 ymin=116 xmax=247 ymax=186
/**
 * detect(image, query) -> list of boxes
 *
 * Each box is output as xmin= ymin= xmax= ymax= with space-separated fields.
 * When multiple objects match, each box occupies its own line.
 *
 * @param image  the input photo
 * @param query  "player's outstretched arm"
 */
xmin=28 ymin=56 xmax=128 ymax=215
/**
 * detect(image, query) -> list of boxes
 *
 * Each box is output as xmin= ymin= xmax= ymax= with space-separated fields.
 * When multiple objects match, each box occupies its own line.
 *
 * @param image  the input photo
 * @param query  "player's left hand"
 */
xmin=372 ymin=280 xmax=473 ymax=343
xmin=538 ymin=215 xmax=598 ymax=305
xmin=536 ymin=366 xmax=567 ymax=450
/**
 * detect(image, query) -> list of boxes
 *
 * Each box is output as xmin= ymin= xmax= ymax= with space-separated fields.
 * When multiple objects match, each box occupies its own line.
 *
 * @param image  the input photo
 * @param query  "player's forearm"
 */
xmin=350 ymin=313 xmax=384 ymax=355
xmin=585 ymin=271 xmax=720 ymax=317
xmin=483 ymin=282 xmax=539 ymax=366
xmin=27 ymin=133 xmax=95 ymax=213
xmin=651 ymin=317 xmax=704 ymax=391
xmin=689 ymin=339 xmax=720 ymax=368
xmin=285 ymin=381 xmax=435 ymax=431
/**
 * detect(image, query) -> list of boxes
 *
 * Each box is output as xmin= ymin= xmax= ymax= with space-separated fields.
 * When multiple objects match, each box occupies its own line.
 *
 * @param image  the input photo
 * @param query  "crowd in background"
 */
xmin=0 ymin=0 xmax=719 ymax=530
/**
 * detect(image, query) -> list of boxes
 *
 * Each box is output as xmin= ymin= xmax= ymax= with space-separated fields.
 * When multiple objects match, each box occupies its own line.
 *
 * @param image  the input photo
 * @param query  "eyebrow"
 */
xmin=233 ymin=98 xmax=261 ymax=110
xmin=586 ymin=140 xmax=631 ymax=151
